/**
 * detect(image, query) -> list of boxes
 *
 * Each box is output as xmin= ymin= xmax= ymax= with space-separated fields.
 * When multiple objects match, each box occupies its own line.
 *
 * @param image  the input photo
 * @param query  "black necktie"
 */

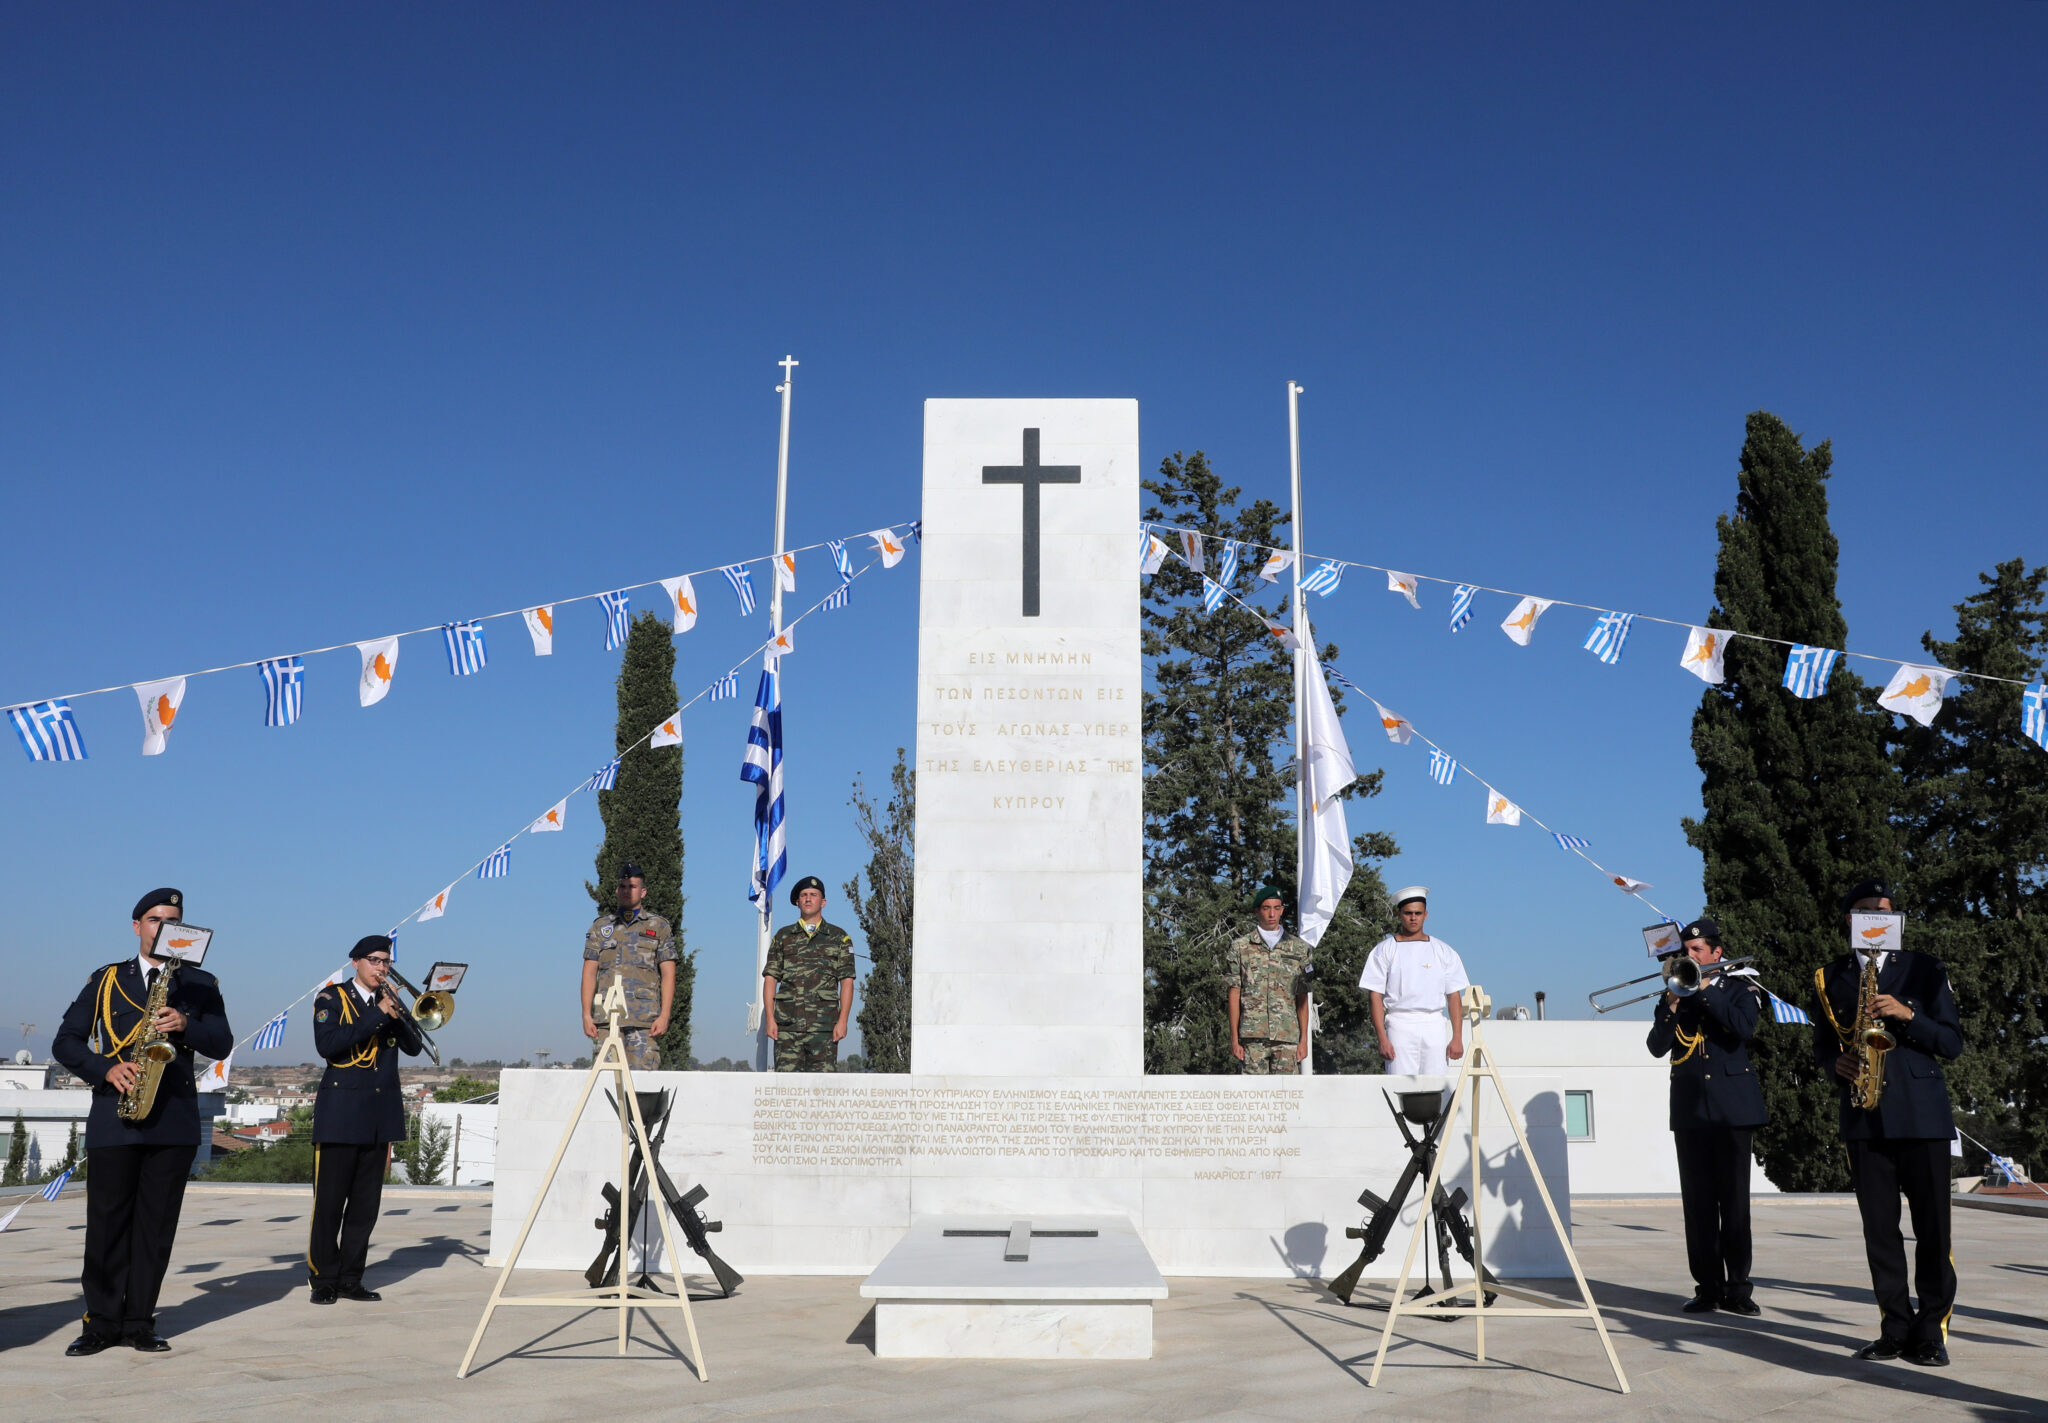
xmin=146 ymin=968 xmax=160 ymax=994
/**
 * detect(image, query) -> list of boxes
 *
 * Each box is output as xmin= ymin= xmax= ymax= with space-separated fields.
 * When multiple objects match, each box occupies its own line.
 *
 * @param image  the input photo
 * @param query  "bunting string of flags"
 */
xmin=1 ymin=523 xmax=914 ymax=763
xmin=0 ymin=1167 xmax=75 ymax=1230
xmin=1139 ymin=520 xmax=2048 ymax=749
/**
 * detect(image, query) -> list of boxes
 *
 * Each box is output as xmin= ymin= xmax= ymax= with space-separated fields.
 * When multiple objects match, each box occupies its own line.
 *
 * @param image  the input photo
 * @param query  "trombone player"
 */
xmin=308 ymin=935 xmax=426 ymax=1303
xmin=1645 ymin=916 xmax=1766 ymax=1316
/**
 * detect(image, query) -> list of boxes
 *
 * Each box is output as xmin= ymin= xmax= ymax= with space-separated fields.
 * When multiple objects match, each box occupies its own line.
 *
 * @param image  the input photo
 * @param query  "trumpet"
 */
xmin=378 ymin=964 xmax=455 ymax=1065
xmin=1588 ymin=955 xmax=1755 ymax=1014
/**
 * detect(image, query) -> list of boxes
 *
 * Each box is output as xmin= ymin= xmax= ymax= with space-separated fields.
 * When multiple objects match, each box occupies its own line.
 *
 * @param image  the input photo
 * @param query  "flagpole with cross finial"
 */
xmin=751 ymin=355 xmax=797 ymax=1071
xmin=1286 ymin=380 xmax=1314 ymax=1075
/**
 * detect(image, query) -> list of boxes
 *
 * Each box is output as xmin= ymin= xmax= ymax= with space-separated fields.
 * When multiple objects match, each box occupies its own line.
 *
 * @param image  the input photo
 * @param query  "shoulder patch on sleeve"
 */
xmin=316 ymin=1007 xmax=331 ymax=1023
xmin=643 ymin=928 xmax=659 ymax=938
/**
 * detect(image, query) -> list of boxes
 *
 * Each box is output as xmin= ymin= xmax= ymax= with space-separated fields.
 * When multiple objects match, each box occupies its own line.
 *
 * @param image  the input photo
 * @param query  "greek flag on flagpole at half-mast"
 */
xmin=1428 ymin=749 xmax=1457 ymax=785
xmin=598 ymin=590 xmax=631 ymax=651
xmin=740 ymin=663 xmax=786 ymax=906
xmin=480 ymin=844 xmax=510 ymax=879
xmin=588 ymin=759 xmax=620 ymax=792
xmin=259 ymin=656 xmax=304 ymax=726
xmin=721 ymin=564 xmax=757 ymax=616
xmin=709 ymin=671 xmax=740 ymax=701
xmin=1448 ymin=584 xmax=1477 ymax=633
xmin=1583 ymin=612 xmax=1634 ymax=665
xmin=8 ymin=699 xmax=87 ymax=761
xmin=252 ymin=1011 xmax=289 ymax=1051
xmin=2024 ymin=683 xmax=2047 ymax=751
xmin=829 ymin=539 xmax=853 ymax=583
xmin=40 ymin=1167 xmax=74 ymax=1201
xmin=821 ymin=584 xmax=850 ymax=612
xmin=442 ymin=621 xmax=488 ymax=675
xmin=1782 ymin=644 xmax=1839 ymax=699
xmin=1299 ymin=560 xmax=1344 ymax=597
xmin=1552 ymin=832 xmax=1590 ymax=851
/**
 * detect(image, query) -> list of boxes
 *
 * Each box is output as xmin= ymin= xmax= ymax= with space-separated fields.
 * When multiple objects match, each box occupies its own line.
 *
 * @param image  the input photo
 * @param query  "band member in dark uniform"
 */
xmin=307 ymin=935 xmax=425 ymax=1303
xmin=1646 ymin=916 xmax=1767 ymax=1316
xmin=1813 ymin=878 xmax=1964 ymax=1367
xmin=51 ymin=887 xmax=233 ymax=1355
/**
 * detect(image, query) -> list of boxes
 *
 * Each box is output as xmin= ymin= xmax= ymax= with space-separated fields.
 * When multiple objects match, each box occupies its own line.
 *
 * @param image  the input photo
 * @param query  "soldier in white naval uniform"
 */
xmin=1358 ymin=887 xmax=1470 ymax=1074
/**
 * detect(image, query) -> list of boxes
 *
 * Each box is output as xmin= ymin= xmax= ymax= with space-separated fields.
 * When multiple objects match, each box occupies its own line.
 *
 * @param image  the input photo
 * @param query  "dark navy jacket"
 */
xmin=1646 ymin=974 xmax=1768 ymax=1130
xmin=52 ymin=958 xmax=233 ymax=1149
xmin=1810 ymin=950 xmax=1962 ymax=1142
xmin=311 ymin=981 xmax=423 ymax=1145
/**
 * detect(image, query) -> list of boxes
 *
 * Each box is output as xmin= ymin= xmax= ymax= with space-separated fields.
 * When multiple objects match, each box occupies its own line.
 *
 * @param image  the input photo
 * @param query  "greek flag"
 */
xmin=40 ymin=1167 xmax=74 ymax=1201
xmin=252 ymin=1011 xmax=289 ymax=1052
xmin=598 ymin=590 xmax=631 ymax=651
xmin=442 ymin=621 xmax=488 ymax=675
xmin=1583 ymin=613 xmax=1634 ymax=666
xmin=821 ymin=584 xmax=850 ymax=612
xmin=1766 ymin=991 xmax=1812 ymax=1026
xmin=588 ymin=758 xmax=620 ymax=792
xmin=1449 ymin=584 xmax=1477 ymax=633
xmin=1327 ymin=667 xmax=1363 ymax=696
xmin=1201 ymin=576 xmax=1227 ymax=614
xmin=2023 ymin=683 xmax=2046 ymax=751
xmin=1215 ymin=540 xmax=1240 ymax=589
xmin=1428 ymin=749 xmax=1457 ymax=785
xmin=909 ymin=520 xmax=922 ymax=543
xmin=740 ymin=665 xmax=786 ymax=907
xmin=721 ymin=564 xmax=757 ymax=616
xmin=829 ymin=539 xmax=853 ymax=583
xmin=1299 ymin=560 xmax=1344 ymax=597
xmin=259 ymin=656 xmax=304 ymax=727
xmin=1552 ymin=832 xmax=1590 ymax=851
xmin=8 ymin=699 xmax=87 ymax=762
xmin=709 ymin=671 xmax=740 ymax=701
xmin=1782 ymin=644 xmax=1839 ymax=699
xmin=480 ymin=843 xmax=510 ymax=879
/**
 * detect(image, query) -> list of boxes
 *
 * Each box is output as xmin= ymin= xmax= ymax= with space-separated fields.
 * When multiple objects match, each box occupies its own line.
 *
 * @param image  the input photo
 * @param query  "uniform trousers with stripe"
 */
xmin=1673 ymin=1126 xmax=1753 ymax=1303
xmin=81 ymin=1143 xmax=196 ymax=1339
xmin=309 ymin=1142 xmax=387 ymax=1289
xmin=1851 ymin=1138 xmax=1956 ymax=1345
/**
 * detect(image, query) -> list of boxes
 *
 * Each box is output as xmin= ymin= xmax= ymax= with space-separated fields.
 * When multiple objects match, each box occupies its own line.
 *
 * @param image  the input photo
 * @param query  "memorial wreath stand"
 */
xmin=456 ymin=978 xmax=708 ymax=1380
xmin=1365 ymin=985 xmax=1628 ymax=1394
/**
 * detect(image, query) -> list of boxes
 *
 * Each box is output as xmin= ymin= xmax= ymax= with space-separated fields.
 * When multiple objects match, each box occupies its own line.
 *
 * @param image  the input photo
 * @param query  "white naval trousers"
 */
xmin=1384 ymin=1009 xmax=1451 ymax=1075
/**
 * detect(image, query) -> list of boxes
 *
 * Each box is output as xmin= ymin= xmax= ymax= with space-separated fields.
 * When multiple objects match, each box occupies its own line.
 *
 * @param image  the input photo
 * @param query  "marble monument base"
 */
xmin=861 ymin=1215 xmax=1166 ymax=1359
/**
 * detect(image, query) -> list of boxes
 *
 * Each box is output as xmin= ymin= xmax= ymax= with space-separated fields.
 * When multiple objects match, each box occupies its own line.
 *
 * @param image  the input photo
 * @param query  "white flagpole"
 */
xmin=1286 ymin=380 xmax=1314 ymax=1076
xmin=752 ymin=354 xmax=797 ymax=1071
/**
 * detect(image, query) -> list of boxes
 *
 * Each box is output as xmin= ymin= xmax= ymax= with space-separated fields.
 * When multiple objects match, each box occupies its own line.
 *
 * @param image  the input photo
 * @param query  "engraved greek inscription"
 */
xmin=927 ymin=721 xmax=978 ymax=737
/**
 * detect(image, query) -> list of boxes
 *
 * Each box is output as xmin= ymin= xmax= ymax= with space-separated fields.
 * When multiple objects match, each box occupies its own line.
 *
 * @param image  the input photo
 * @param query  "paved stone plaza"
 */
xmin=2 ymin=1185 xmax=2042 ymax=1420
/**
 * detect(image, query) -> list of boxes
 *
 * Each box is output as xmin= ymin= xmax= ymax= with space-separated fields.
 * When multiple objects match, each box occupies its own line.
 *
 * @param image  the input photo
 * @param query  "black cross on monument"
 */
xmin=982 ymin=428 xmax=1081 ymax=617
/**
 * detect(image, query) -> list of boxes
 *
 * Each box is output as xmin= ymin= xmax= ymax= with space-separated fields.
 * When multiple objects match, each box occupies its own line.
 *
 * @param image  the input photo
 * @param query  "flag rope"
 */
xmin=2 ymin=522 xmax=913 ymax=712
xmin=1142 ymin=519 xmax=2041 ymax=692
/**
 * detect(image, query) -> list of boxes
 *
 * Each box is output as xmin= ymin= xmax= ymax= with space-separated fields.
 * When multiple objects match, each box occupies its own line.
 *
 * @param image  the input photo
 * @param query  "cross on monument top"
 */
xmin=982 ymin=428 xmax=1081 ymax=617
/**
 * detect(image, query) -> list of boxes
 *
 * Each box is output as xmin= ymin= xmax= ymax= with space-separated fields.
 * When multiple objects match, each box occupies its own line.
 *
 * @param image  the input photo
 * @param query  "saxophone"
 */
xmin=1848 ymin=952 xmax=1895 ymax=1111
xmin=116 ymin=960 xmax=181 ymax=1122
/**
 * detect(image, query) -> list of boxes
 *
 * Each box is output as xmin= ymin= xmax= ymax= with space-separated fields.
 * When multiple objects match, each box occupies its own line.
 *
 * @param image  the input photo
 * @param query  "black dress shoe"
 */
xmin=309 ymin=1287 xmax=337 ymax=1305
xmin=126 ymin=1331 xmax=171 ymax=1353
xmin=1855 ymin=1337 xmax=1904 ymax=1361
xmin=1721 ymin=1296 xmax=1761 ymax=1317
xmin=1681 ymin=1294 xmax=1719 ymax=1314
xmin=337 ymin=1285 xmax=382 ymax=1302
xmin=65 ymin=1333 xmax=118 ymax=1357
xmin=1904 ymin=1340 xmax=1950 ymax=1367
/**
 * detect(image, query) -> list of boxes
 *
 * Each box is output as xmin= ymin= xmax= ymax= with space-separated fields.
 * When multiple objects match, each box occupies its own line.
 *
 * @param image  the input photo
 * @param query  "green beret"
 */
xmin=1250 ymin=885 xmax=1286 ymax=908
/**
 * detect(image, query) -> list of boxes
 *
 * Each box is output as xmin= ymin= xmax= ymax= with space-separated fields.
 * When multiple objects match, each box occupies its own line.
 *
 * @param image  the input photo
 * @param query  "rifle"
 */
xmin=584 ymin=1086 xmax=744 ymax=1297
xmin=650 ymin=1160 xmax=745 ymax=1297
xmin=1329 ymin=1088 xmax=1493 ymax=1307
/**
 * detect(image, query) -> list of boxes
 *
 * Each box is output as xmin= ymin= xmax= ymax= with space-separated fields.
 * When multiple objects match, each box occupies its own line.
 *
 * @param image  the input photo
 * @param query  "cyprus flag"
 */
xmin=1370 ymin=700 xmax=1414 ymax=745
xmin=356 ymin=638 xmax=400 ymax=707
xmin=1386 ymin=571 xmax=1421 ymax=609
xmin=869 ymin=528 xmax=907 ymax=569
xmin=522 ymin=606 xmax=555 ymax=656
xmin=134 ymin=676 xmax=187 ymax=755
xmin=418 ymin=885 xmax=453 ymax=921
xmin=1500 ymin=596 xmax=1553 ymax=646
xmin=774 ymin=552 xmax=797 ymax=593
xmin=1680 ymin=626 xmax=1727 ymax=684
xmin=1485 ymin=792 xmax=1523 ymax=826
xmin=650 ymin=711 xmax=683 ymax=748
xmin=1878 ymin=665 xmax=1954 ymax=727
xmin=530 ymin=799 xmax=568 ymax=833
xmin=660 ymin=576 xmax=698 ymax=634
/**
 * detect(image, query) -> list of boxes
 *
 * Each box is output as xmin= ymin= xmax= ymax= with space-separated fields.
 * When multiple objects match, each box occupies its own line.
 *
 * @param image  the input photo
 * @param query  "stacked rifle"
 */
xmin=585 ymin=1088 xmax=744 ymax=1298
xmin=1328 ymin=1089 xmax=1496 ymax=1317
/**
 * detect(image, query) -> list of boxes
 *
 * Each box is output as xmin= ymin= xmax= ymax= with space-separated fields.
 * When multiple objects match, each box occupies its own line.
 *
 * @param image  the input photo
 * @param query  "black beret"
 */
xmin=1250 ymin=885 xmax=1287 ymax=908
xmin=1680 ymin=917 xmax=1722 ymax=944
xmin=350 ymin=935 xmax=394 ymax=960
xmin=132 ymin=887 xmax=183 ymax=921
xmin=789 ymin=875 xmax=826 ymax=905
xmin=616 ymin=862 xmax=644 ymax=882
xmin=1838 ymin=877 xmax=1890 ymax=914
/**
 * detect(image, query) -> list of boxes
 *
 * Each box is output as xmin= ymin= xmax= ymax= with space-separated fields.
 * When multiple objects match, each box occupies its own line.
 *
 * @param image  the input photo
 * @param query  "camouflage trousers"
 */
xmin=1240 ymin=1038 xmax=1302 ymax=1075
xmin=774 ymin=1024 xmax=838 ymax=1073
xmin=609 ymin=1027 xmax=660 ymax=1072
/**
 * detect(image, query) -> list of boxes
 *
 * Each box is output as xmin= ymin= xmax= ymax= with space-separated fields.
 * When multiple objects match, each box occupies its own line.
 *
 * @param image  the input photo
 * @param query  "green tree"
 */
xmin=588 ymin=611 xmax=694 ymax=1068
xmin=397 ymin=1113 xmax=454 ymax=1185
xmin=205 ymin=1137 xmax=316 ymax=1183
xmin=1683 ymin=412 xmax=1900 ymax=1191
xmin=3 ymin=1112 xmax=26 ymax=1185
xmin=1141 ymin=451 xmax=1396 ymax=1073
xmin=1893 ymin=559 xmax=2048 ymax=1180
xmin=55 ymin=1121 xmax=80 ymax=1179
xmin=434 ymin=1074 xmax=495 ymax=1103
xmin=846 ymin=750 xmax=915 ymax=1073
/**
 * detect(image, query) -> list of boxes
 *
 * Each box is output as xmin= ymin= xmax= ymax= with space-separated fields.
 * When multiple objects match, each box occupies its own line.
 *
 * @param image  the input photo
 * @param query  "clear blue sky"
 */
xmin=5 ymin=4 xmax=2042 ymax=1067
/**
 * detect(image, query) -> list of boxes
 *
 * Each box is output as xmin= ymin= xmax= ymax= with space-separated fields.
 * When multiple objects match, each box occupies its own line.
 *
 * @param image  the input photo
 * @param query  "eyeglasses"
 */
xmin=363 ymin=956 xmax=394 ymax=966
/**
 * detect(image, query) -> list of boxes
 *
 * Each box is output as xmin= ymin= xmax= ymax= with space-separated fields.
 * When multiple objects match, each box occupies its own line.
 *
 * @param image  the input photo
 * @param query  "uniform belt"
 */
xmin=1386 ymin=1007 xmax=1447 ymax=1018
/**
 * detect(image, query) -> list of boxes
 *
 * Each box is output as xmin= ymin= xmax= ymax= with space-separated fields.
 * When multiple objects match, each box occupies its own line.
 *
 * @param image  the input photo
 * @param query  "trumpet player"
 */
xmin=1646 ymin=917 xmax=1766 ymax=1316
xmin=1813 ymin=879 xmax=1963 ymax=1367
xmin=308 ymin=935 xmax=425 ymax=1304
xmin=51 ymin=887 xmax=233 ymax=1356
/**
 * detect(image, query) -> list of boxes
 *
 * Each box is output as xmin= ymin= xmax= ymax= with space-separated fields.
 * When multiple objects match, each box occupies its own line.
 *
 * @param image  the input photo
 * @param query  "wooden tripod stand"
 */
xmin=1365 ymin=986 xmax=1628 ymax=1393
xmin=456 ymin=978 xmax=708 ymax=1380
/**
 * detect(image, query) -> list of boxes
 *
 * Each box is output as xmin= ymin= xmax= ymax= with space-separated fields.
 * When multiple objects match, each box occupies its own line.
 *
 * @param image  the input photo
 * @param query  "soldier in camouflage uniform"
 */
xmin=1226 ymin=885 xmax=1313 ymax=1075
xmin=762 ymin=875 xmax=856 ymax=1073
xmin=581 ymin=862 xmax=677 ymax=1072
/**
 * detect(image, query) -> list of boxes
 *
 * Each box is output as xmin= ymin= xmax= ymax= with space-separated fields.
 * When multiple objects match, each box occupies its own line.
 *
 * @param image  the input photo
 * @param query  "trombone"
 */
xmin=1588 ymin=955 xmax=1755 ymax=1014
xmin=383 ymin=964 xmax=456 ymax=1065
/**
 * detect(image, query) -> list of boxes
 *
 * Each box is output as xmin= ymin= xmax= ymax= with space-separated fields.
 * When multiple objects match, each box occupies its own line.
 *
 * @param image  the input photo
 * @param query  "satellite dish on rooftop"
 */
xmin=13 ymin=1048 xmax=31 ymax=1065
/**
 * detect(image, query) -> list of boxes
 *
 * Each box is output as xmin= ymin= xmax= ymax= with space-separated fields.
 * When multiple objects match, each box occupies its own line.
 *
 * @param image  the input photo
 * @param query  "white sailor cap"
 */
xmin=1392 ymin=886 xmax=1429 ymax=909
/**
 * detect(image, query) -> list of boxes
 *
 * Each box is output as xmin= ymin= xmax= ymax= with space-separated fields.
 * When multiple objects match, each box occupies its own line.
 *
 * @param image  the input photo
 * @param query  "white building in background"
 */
xmin=1 ymin=1058 xmax=227 ymax=1173
xmin=420 ymin=1100 xmax=496 ymax=1185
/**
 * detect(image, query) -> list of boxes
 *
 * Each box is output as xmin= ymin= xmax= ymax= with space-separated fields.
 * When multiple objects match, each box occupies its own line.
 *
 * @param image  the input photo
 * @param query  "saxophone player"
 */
xmin=50 ymin=888 xmax=233 ymax=1356
xmin=1813 ymin=878 xmax=1964 ymax=1367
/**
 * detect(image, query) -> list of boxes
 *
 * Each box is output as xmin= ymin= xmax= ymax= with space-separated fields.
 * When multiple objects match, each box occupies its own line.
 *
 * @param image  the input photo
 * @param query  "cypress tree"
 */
xmin=587 ymin=611 xmax=693 ymax=1068
xmin=1682 ymin=412 xmax=1900 ymax=1191
xmin=1893 ymin=560 xmax=2048 ymax=1178
xmin=845 ymin=750 xmax=915 ymax=1073
xmin=3 ymin=1112 xmax=25 ymax=1185
xmin=1141 ymin=451 xmax=1397 ymax=1073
